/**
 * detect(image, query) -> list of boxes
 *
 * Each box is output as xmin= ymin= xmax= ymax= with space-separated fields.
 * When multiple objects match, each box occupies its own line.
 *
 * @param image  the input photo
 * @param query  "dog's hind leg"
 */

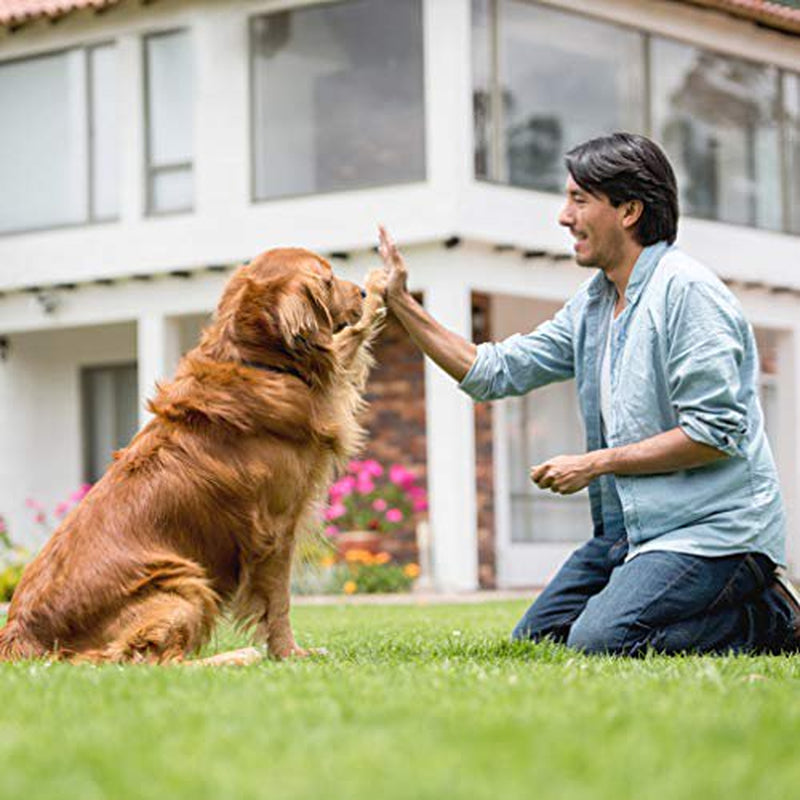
xmin=94 ymin=557 xmax=221 ymax=664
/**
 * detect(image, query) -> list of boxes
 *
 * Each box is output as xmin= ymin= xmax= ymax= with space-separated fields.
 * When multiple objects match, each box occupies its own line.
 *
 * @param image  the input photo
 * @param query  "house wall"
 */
xmin=1 ymin=0 xmax=800 ymax=587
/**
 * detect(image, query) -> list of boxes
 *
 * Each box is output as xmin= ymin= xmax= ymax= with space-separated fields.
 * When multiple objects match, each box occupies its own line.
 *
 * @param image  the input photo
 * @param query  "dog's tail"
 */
xmin=0 ymin=620 xmax=48 ymax=661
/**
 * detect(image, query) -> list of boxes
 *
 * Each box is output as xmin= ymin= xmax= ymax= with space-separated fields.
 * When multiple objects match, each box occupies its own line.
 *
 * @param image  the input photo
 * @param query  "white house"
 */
xmin=1 ymin=0 xmax=799 ymax=591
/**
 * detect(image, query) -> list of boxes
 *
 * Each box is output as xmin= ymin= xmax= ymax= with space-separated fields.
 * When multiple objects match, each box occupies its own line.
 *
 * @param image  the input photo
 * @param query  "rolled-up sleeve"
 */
xmin=667 ymin=282 xmax=749 ymax=457
xmin=459 ymin=300 xmax=575 ymax=402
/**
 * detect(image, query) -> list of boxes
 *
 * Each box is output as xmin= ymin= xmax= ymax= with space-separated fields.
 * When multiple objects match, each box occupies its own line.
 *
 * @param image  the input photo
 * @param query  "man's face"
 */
xmin=558 ymin=174 xmax=629 ymax=270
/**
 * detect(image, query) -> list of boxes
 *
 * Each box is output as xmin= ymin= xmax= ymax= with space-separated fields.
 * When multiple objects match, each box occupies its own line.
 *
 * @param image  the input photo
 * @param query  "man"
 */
xmin=377 ymin=132 xmax=800 ymax=655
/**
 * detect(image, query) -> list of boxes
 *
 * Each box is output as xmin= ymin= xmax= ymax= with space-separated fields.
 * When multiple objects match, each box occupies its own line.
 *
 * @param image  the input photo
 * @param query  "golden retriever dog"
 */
xmin=0 ymin=248 xmax=386 ymax=665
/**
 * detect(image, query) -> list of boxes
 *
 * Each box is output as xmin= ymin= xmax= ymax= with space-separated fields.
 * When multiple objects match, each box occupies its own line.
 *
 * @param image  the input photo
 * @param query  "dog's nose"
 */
xmin=360 ymin=288 xmax=367 ymax=299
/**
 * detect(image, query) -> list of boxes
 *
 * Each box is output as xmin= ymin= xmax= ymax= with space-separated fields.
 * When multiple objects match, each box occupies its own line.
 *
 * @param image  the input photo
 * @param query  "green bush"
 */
xmin=0 ymin=514 xmax=29 ymax=602
xmin=0 ymin=562 xmax=25 ymax=602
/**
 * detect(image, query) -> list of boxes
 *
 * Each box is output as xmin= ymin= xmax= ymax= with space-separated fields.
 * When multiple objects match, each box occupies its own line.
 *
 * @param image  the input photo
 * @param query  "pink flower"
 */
xmin=70 ymin=484 xmax=92 ymax=503
xmin=55 ymin=502 xmax=70 ymax=518
xmin=389 ymin=465 xmax=416 ymax=490
xmin=325 ymin=525 xmax=339 ymax=537
xmin=385 ymin=508 xmax=404 ymax=523
xmin=34 ymin=511 xmax=46 ymax=525
xmin=360 ymin=460 xmax=384 ymax=477
xmin=330 ymin=476 xmax=356 ymax=500
xmin=356 ymin=476 xmax=375 ymax=495
xmin=412 ymin=499 xmax=429 ymax=512
xmin=324 ymin=503 xmax=347 ymax=521
xmin=372 ymin=498 xmax=388 ymax=512
xmin=347 ymin=460 xmax=363 ymax=473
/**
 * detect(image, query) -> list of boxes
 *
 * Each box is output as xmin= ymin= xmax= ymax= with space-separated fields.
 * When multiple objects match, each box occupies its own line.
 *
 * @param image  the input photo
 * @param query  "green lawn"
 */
xmin=1 ymin=600 xmax=799 ymax=800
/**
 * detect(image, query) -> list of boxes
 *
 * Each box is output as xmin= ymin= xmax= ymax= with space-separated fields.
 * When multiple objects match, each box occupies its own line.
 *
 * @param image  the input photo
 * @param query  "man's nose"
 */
xmin=558 ymin=205 xmax=573 ymax=227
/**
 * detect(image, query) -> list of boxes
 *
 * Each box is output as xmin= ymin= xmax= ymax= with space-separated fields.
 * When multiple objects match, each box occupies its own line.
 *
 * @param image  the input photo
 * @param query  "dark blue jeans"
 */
xmin=512 ymin=535 xmax=796 ymax=655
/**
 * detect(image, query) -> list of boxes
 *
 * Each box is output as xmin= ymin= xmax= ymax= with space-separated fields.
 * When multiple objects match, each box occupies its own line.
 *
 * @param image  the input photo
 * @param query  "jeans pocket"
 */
xmin=709 ymin=554 xmax=773 ymax=612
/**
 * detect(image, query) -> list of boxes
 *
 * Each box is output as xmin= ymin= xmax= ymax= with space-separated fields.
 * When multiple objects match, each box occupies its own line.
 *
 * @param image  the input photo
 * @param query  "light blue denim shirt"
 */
xmin=460 ymin=242 xmax=786 ymax=566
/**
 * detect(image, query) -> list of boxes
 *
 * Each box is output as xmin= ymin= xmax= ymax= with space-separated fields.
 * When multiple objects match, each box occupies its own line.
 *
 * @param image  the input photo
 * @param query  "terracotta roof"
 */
xmin=0 ymin=0 xmax=798 ymax=35
xmin=0 ymin=0 xmax=124 ymax=28
xmin=675 ymin=0 xmax=800 ymax=34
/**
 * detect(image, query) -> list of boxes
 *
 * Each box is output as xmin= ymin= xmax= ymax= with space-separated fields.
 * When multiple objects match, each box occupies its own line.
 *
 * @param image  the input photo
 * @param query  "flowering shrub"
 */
xmin=323 ymin=460 xmax=428 ymax=537
xmin=291 ymin=536 xmax=421 ymax=596
xmin=335 ymin=549 xmax=419 ymax=594
xmin=0 ymin=514 xmax=27 ymax=602
xmin=26 ymin=483 xmax=92 ymax=535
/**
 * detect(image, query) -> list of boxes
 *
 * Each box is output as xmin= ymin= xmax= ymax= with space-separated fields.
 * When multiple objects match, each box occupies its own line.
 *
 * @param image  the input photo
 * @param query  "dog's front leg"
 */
xmin=252 ymin=540 xmax=307 ymax=659
xmin=333 ymin=270 xmax=387 ymax=370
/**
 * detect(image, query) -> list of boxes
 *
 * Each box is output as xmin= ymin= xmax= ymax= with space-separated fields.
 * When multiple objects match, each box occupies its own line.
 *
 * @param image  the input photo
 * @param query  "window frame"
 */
xmin=0 ymin=41 xmax=119 ymax=237
xmin=142 ymin=27 xmax=195 ymax=218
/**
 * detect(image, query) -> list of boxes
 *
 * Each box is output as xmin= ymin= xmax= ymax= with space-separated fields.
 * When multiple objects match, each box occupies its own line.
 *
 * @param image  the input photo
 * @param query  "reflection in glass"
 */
xmin=0 ymin=50 xmax=88 ymax=233
xmin=91 ymin=45 xmax=120 ymax=221
xmin=145 ymin=30 xmax=194 ymax=214
xmin=251 ymin=0 xmax=425 ymax=200
xmin=785 ymin=73 xmax=800 ymax=235
xmin=651 ymin=38 xmax=781 ymax=230
xmin=506 ymin=382 xmax=590 ymax=544
xmin=473 ymin=0 xmax=645 ymax=192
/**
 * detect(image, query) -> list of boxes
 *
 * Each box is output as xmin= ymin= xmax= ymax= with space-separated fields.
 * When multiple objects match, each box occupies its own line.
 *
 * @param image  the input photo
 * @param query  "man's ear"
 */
xmin=621 ymin=199 xmax=644 ymax=231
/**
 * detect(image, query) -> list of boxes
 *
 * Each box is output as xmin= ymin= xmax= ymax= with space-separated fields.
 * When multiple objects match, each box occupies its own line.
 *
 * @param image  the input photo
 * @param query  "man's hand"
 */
xmin=530 ymin=454 xmax=600 ymax=495
xmin=377 ymin=225 xmax=409 ymax=306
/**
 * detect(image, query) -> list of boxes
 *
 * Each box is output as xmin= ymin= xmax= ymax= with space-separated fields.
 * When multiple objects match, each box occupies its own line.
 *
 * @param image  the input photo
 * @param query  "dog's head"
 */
xmin=204 ymin=248 xmax=364 ymax=386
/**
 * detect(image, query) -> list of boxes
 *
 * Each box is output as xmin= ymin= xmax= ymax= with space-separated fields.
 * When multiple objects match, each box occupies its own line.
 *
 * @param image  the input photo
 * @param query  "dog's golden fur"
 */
xmin=0 ymin=248 xmax=385 ymax=663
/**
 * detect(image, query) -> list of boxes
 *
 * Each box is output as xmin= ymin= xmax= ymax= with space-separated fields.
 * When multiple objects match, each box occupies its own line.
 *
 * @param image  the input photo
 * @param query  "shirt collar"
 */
xmin=586 ymin=240 xmax=671 ymax=301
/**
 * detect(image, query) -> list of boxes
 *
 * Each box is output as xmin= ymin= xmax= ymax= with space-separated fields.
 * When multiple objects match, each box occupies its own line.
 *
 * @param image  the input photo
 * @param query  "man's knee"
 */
xmin=566 ymin=612 xmax=632 ymax=655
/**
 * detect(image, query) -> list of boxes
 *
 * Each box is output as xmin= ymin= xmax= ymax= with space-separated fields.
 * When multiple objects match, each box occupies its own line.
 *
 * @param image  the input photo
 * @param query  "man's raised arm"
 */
xmin=377 ymin=226 xmax=477 ymax=382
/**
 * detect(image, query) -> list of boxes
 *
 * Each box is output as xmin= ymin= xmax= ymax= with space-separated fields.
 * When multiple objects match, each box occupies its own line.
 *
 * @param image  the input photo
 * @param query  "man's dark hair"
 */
xmin=565 ymin=133 xmax=679 ymax=246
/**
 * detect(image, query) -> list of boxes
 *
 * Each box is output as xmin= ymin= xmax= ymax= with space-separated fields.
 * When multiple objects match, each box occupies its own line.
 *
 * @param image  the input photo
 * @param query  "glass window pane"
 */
xmin=785 ymin=72 xmax=800 ymax=235
xmin=471 ymin=0 xmax=492 ymax=180
xmin=651 ymin=38 xmax=781 ymax=230
xmin=0 ymin=50 xmax=88 ymax=233
xmin=151 ymin=168 xmax=193 ymax=213
xmin=90 ymin=44 xmax=120 ymax=220
xmin=506 ymin=382 xmax=590 ymax=544
xmin=495 ymin=1 xmax=644 ymax=192
xmin=146 ymin=30 xmax=194 ymax=168
xmin=82 ymin=364 xmax=138 ymax=484
xmin=251 ymin=0 xmax=426 ymax=200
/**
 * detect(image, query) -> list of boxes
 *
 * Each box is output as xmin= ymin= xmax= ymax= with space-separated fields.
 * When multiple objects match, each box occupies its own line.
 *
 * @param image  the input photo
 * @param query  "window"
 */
xmin=250 ymin=0 xmax=425 ymax=200
xmin=785 ymin=72 xmax=800 ymax=235
xmin=651 ymin=38 xmax=782 ymax=230
xmin=473 ymin=0 xmax=645 ymax=192
xmin=0 ymin=44 xmax=119 ymax=235
xmin=472 ymin=1 xmax=800 ymax=234
xmin=506 ymin=381 xmax=591 ymax=543
xmin=144 ymin=30 xmax=194 ymax=214
xmin=82 ymin=364 xmax=139 ymax=484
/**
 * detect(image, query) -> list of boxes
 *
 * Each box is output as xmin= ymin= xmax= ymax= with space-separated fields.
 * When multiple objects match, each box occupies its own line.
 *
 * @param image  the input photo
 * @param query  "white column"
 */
xmin=424 ymin=0 xmax=474 ymax=196
xmin=423 ymin=280 xmax=479 ymax=592
xmin=193 ymin=7 xmax=250 ymax=225
xmin=137 ymin=315 xmax=182 ymax=427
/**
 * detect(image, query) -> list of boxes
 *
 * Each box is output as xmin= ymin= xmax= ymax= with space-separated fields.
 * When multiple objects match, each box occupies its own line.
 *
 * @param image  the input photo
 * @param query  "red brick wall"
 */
xmin=472 ymin=292 xmax=496 ymax=588
xmin=357 ymin=291 xmax=497 ymax=586
xmin=358 ymin=300 xmax=427 ymax=564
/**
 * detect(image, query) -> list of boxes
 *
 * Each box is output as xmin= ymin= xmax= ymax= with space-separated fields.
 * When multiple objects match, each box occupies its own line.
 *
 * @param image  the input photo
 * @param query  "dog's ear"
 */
xmin=274 ymin=291 xmax=320 ymax=352
xmin=272 ymin=279 xmax=333 ymax=354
